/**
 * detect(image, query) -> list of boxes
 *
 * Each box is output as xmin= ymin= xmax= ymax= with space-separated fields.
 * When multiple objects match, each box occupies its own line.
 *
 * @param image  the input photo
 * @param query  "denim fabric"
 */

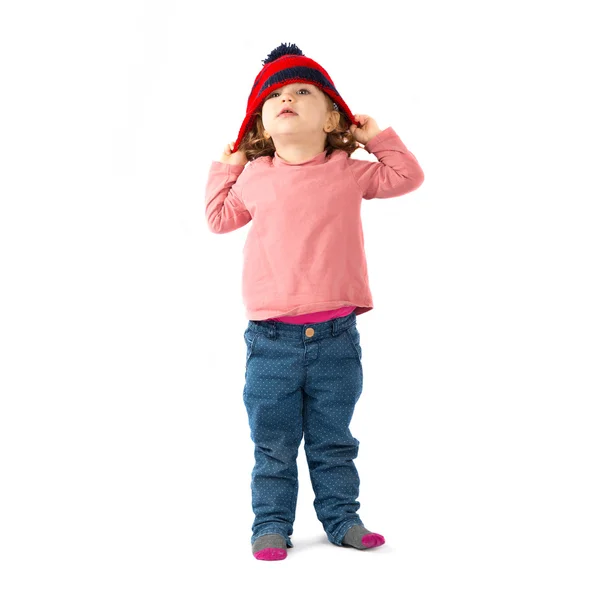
xmin=242 ymin=310 xmax=365 ymax=548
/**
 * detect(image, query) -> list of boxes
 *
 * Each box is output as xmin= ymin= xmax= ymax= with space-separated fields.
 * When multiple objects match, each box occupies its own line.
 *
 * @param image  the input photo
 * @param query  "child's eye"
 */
xmin=268 ymin=88 xmax=310 ymax=98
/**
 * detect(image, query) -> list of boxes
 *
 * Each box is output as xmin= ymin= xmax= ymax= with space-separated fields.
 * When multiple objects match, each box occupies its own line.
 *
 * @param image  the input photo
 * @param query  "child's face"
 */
xmin=261 ymin=82 xmax=335 ymax=146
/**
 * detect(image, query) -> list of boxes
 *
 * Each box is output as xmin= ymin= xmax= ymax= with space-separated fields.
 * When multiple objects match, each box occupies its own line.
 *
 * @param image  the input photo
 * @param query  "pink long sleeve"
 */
xmin=205 ymin=126 xmax=424 ymax=321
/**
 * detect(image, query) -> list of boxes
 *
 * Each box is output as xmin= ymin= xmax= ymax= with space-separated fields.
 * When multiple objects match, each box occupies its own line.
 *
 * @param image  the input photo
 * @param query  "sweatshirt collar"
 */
xmin=273 ymin=149 xmax=328 ymax=167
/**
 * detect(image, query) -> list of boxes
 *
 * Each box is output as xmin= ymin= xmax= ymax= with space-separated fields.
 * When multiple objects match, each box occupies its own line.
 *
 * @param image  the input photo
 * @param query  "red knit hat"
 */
xmin=231 ymin=42 xmax=359 ymax=153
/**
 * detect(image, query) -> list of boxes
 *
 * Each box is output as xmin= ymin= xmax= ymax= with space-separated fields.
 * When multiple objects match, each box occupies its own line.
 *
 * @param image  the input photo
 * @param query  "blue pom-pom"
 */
xmin=262 ymin=43 xmax=304 ymax=66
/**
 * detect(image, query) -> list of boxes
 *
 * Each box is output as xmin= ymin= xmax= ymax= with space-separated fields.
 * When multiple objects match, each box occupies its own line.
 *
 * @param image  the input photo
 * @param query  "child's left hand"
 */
xmin=349 ymin=114 xmax=382 ymax=145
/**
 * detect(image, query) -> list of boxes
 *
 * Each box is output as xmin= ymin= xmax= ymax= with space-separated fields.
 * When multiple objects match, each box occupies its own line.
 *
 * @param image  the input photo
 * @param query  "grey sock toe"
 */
xmin=252 ymin=533 xmax=287 ymax=554
xmin=342 ymin=524 xmax=372 ymax=549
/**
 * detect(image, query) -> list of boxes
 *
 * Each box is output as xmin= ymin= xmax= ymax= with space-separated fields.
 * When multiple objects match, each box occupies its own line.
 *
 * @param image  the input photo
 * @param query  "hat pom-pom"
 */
xmin=262 ymin=42 xmax=304 ymax=66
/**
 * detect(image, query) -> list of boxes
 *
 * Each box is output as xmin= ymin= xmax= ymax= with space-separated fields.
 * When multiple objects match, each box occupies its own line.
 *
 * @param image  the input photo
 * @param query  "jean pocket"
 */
xmin=345 ymin=325 xmax=362 ymax=361
xmin=243 ymin=328 xmax=260 ymax=364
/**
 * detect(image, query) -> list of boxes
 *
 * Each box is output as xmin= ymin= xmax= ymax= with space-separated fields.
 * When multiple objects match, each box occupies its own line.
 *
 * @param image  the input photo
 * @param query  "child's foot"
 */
xmin=252 ymin=533 xmax=288 ymax=560
xmin=342 ymin=524 xmax=386 ymax=549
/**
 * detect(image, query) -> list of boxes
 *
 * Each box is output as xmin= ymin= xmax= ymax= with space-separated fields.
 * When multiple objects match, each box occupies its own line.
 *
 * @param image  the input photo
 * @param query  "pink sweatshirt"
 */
xmin=205 ymin=126 xmax=424 ymax=322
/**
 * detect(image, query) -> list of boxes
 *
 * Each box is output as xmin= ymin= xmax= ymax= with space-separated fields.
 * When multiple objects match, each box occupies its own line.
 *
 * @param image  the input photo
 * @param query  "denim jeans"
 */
xmin=242 ymin=310 xmax=365 ymax=548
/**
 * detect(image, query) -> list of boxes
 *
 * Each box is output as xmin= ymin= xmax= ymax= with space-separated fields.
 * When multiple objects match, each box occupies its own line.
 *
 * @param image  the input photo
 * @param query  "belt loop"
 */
xmin=269 ymin=321 xmax=277 ymax=339
xmin=331 ymin=318 xmax=339 ymax=337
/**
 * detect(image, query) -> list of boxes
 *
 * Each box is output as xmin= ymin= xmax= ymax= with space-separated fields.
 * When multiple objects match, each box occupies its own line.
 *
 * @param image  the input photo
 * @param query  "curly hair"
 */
xmin=237 ymin=93 xmax=362 ymax=162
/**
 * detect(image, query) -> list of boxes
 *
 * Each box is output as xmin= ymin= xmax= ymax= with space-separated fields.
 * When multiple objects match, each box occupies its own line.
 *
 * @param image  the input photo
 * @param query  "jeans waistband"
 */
xmin=247 ymin=311 xmax=357 ymax=341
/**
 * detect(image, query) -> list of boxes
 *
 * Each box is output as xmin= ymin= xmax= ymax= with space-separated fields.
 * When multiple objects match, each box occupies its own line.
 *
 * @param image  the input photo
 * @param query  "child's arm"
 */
xmin=205 ymin=161 xmax=252 ymax=234
xmin=348 ymin=127 xmax=425 ymax=200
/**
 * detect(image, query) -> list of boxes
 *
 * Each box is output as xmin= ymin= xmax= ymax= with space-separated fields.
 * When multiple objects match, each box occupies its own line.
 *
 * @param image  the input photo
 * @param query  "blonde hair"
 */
xmin=238 ymin=93 xmax=361 ymax=162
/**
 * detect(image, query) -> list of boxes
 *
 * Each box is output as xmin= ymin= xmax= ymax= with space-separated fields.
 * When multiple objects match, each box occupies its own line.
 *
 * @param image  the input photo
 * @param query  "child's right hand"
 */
xmin=219 ymin=142 xmax=248 ymax=167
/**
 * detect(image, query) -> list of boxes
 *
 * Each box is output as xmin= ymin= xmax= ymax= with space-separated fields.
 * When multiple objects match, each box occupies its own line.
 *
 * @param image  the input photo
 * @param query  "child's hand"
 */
xmin=349 ymin=114 xmax=382 ymax=145
xmin=219 ymin=141 xmax=249 ymax=167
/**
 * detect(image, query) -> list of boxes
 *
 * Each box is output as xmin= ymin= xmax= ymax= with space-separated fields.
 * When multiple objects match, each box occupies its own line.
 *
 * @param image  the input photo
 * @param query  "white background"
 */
xmin=1 ymin=1 xmax=599 ymax=598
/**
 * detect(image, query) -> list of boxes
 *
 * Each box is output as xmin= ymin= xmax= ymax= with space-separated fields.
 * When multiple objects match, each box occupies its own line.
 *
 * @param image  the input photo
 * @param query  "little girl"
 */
xmin=205 ymin=42 xmax=425 ymax=560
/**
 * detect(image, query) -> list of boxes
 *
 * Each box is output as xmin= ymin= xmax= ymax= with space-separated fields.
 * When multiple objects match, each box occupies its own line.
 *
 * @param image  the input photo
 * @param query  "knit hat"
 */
xmin=231 ymin=42 xmax=359 ymax=153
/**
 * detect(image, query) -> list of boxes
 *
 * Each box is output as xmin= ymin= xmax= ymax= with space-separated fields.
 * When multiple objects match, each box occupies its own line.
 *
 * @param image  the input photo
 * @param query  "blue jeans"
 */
xmin=242 ymin=310 xmax=365 ymax=548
